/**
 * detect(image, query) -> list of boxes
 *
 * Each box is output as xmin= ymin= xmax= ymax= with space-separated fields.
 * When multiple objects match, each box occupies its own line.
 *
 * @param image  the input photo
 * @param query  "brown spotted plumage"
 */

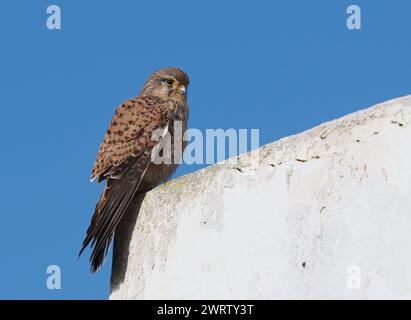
xmin=80 ymin=67 xmax=190 ymax=272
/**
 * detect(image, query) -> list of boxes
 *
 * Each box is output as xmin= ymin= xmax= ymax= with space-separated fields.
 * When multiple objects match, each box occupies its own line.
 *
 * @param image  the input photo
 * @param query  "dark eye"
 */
xmin=165 ymin=79 xmax=174 ymax=86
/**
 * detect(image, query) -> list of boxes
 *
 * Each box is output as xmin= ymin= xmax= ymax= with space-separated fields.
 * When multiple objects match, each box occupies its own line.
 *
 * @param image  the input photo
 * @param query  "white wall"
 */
xmin=110 ymin=95 xmax=411 ymax=299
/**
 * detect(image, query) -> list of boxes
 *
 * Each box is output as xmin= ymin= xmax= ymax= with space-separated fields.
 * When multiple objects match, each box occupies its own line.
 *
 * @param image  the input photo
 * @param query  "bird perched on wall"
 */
xmin=79 ymin=67 xmax=190 ymax=272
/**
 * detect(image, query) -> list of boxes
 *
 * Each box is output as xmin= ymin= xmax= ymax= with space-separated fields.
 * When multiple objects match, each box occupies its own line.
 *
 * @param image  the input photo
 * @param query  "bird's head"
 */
xmin=140 ymin=67 xmax=189 ymax=102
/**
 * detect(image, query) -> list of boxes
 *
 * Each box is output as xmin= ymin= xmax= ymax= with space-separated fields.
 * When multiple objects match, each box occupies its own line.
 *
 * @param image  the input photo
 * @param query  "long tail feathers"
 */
xmin=79 ymin=151 xmax=151 ymax=272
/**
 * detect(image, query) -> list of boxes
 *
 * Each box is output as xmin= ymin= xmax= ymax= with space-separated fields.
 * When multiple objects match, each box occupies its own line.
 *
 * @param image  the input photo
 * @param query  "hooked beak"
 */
xmin=178 ymin=85 xmax=186 ymax=95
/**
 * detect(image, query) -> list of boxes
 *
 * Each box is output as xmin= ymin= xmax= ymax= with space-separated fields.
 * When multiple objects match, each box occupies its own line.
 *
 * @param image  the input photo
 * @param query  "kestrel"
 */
xmin=79 ymin=67 xmax=190 ymax=272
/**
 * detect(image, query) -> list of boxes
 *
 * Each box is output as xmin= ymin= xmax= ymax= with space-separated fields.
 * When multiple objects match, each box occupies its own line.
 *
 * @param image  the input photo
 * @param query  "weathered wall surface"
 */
xmin=110 ymin=95 xmax=411 ymax=299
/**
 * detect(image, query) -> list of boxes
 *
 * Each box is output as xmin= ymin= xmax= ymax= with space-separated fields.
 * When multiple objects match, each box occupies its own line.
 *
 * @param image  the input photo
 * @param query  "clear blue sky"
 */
xmin=0 ymin=0 xmax=410 ymax=299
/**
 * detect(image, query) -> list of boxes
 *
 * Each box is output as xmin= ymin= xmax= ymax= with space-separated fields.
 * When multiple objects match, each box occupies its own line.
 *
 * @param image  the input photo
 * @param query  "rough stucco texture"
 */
xmin=110 ymin=95 xmax=411 ymax=299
